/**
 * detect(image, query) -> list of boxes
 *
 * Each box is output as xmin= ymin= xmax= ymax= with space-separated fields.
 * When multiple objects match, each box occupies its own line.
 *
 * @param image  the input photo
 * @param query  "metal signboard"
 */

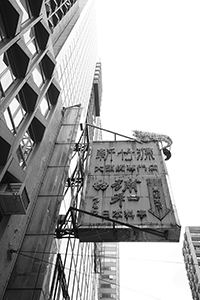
xmin=77 ymin=140 xmax=181 ymax=242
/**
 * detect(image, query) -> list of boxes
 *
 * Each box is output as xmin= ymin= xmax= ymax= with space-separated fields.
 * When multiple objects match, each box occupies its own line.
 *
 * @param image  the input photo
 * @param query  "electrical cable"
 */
xmin=16 ymin=251 xmax=165 ymax=300
xmin=19 ymin=250 xmax=192 ymax=266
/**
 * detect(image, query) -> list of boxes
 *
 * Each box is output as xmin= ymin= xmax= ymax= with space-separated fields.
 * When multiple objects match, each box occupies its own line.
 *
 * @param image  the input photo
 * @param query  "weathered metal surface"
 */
xmin=77 ymin=140 xmax=181 ymax=242
xmin=2 ymin=105 xmax=81 ymax=299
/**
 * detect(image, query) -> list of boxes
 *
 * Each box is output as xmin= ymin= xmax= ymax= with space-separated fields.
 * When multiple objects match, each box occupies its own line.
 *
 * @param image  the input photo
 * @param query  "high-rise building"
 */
xmin=183 ymin=226 xmax=200 ymax=300
xmin=0 ymin=0 xmax=102 ymax=299
xmin=98 ymin=243 xmax=120 ymax=300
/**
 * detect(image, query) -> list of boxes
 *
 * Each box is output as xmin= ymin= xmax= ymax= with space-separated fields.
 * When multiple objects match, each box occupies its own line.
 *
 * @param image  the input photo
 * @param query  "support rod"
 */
xmin=69 ymin=207 xmax=167 ymax=239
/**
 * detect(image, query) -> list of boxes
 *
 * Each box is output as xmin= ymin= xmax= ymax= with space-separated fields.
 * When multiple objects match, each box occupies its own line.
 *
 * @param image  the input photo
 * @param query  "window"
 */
xmin=3 ymin=97 xmax=26 ymax=134
xmin=32 ymin=67 xmax=43 ymax=87
xmin=23 ymin=28 xmax=37 ymax=55
xmin=102 ymin=293 xmax=111 ymax=298
xmin=1 ymin=68 xmax=13 ymax=91
xmin=0 ymin=53 xmax=15 ymax=94
xmin=40 ymin=96 xmax=51 ymax=118
xmin=15 ymin=0 xmax=29 ymax=23
xmin=101 ymin=284 xmax=111 ymax=288
xmin=101 ymin=275 xmax=110 ymax=279
xmin=0 ymin=13 xmax=6 ymax=42
xmin=103 ymin=267 xmax=111 ymax=271
xmin=104 ymin=258 xmax=114 ymax=263
xmin=16 ymin=130 xmax=35 ymax=169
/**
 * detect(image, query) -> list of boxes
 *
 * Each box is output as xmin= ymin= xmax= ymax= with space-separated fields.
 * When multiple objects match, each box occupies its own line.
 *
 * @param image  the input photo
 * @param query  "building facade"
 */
xmin=0 ymin=0 xmax=101 ymax=299
xmin=98 ymin=243 xmax=120 ymax=300
xmin=183 ymin=226 xmax=200 ymax=300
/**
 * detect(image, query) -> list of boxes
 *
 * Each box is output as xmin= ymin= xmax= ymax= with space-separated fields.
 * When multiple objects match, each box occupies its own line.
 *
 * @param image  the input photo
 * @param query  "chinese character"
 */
xmin=92 ymin=203 xmax=99 ymax=210
xmin=136 ymin=148 xmax=144 ymax=160
xmin=144 ymin=148 xmax=155 ymax=160
xmin=118 ymin=148 xmax=134 ymax=161
xmin=92 ymin=197 xmax=99 ymax=204
xmin=96 ymin=148 xmax=115 ymax=162
xmin=91 ymin=209 xmax=99 ymax=215
xmin=110 ymin=193 xmax=125 ymax=208
xmin=152 ymin=187 xmax=162 ymax=210
xmin=148 ymin=164 xmax=158 ymax=173
xmin=152 ymin=187 xmax=160 ymax=199
xmin=125 ymin=148 xmax=134 ymax=161
xmin=136 ymin=148 xmax=155 ymax=161
xmin=111 ymin=178 xmax=123 ymax=191
xmin=154 ymin=199 xmax=163 ymax=210
xmin=91 ymin=197 xmax=100 ymax=214
xmin=137 ymin=164 xmax=147 ymax=174
xmin=115 ymin=164 xmax=126 ymax=172
xmin=126 ymin=165 xmax=136 ymax=173
xmin=137 ymin=210 xmax=147 ymax=220
xmin=102 ymin=210 xmax=110 ymax=219
xmin=96 ymin=148 xmax=107 ymax=161
xmin=107 ymin=148 xmax=115 ymax=162
xmin=93 ymin=180 xmax=109 ymax=191
xmin=94 ymin=166 xmax=104 ymax=173
xmin=105 ymin=164 xmax=115 ymax=173
xmin=112 ymin=210 xmax=123 ymax=220
xmin=124 ymin=210 xmax=135 ymax=221
xmin=122 ymin=178 xmax=141 ymax=194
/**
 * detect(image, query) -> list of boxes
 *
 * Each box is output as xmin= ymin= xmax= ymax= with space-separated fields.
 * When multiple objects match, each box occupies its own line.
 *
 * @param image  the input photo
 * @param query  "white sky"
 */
xmin=95 ymin=1 xmax=200 ymax=299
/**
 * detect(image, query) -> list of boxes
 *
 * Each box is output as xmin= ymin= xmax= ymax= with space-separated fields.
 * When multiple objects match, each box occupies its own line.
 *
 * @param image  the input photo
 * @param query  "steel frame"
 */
xmin=55 ymin=124 xmax=169 ymax=241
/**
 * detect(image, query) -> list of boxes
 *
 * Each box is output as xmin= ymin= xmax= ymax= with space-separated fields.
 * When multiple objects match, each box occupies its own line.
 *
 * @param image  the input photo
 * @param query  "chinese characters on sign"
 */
xmin=78 ymin=141 xmax=181 ymax=242
xmin=95 ymin=146 xmax=155 ymax=162
xmin=94 ymin=146 xmax=158 ymax=175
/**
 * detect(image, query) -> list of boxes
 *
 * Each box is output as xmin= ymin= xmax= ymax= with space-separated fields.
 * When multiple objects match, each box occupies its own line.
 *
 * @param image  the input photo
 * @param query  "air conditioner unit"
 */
xmin=0 ymin=183 xmax=30 ymax=215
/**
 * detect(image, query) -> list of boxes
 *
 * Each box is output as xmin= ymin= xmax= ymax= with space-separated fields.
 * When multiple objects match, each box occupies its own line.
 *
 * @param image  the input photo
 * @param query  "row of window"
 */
xmin=45 ymin=0 xmax=77 ymax=31
xmin=101 ymin=293 xmax=115 ymax=298
xmin=0 ymin=44 xmax=42 ymax=98
xmin=56 ymin=7 xmax=98 ymax=125
xmin=15 ymin=0 xmax=30 ymax=24
xmin=2 ymin=95 xmax=52 ymax=168
xmin=1 ymin=67 xmax=52 ymax=122
xmin=0 ymin=7 xmax=56 ymax=170
xmin=0 ymin=53 xmax=15 ymax=96
xmin=101 ymin=274 xmax=116 ymax=280
xmin=0 ymin=2 xmax=28 ymax=44
xmin=50 ymin=240 xmax=96 ymax=300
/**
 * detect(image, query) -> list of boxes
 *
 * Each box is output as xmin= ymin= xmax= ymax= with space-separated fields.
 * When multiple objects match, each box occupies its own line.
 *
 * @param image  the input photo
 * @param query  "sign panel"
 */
xmin=77 ymin=140 xmax=181 ymax=242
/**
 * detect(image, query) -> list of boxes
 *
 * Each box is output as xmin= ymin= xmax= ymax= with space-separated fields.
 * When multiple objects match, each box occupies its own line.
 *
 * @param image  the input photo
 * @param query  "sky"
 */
xmin=95 ymin=1 xmax=200 ymax=299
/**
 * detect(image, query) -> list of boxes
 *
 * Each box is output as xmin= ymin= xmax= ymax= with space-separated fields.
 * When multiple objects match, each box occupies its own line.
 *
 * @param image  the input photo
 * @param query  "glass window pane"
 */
xmin=15 ymin=0 xmax=29 ymax=23
xmin=27 ymin=41 xmax=37 ymax=55
xmin=3 ymin=110 xmax=13 ymax=130
xmin=40 ymin=97 xmax=49 ymax=116
xmin=17 ymin=130 xmax=35 ymax=168
xmin=3 ymin=97 xmax=26 ymax=133
xmin=32 ymin=68 xmax=43 ymax=87
xmin=9 ymin=98 xmax=20 ymax=115
xmin=23 ymin=29 xmax=31 ymax=43
xmin=14 ymin=110 xmax=24 ymax=127
xmin=0 ymin=14 xmax=6 ymax=40
xmin=24 ymin=29 xmax=37 ymax=55
xmin=0 ymin=54 xmax=7 ymax=74
xmin=1 ymin=69 xmax=13 ymax=91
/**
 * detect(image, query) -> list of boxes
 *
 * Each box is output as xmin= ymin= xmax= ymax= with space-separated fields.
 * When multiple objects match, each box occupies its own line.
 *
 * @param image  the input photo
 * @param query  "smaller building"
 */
xmin=98 ymin=243 xmax=120 ymax=300
xmin=183 ymin=226 xmax=200 ymax=300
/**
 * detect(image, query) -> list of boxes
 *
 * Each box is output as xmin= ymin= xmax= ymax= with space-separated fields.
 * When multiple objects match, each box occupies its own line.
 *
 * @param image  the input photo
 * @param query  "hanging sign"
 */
xmin=77 ymin=140 xmax=181 ymax=242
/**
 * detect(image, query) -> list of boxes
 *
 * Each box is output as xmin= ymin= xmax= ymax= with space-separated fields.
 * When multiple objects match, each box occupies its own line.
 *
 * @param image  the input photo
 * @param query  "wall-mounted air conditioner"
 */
xmin=0 ymin=183 xmax=30 ymax=215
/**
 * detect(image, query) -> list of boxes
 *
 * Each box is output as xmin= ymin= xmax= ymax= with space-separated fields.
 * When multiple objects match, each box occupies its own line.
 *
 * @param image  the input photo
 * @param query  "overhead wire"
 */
xmin=17 ymin=251 xmax=165 ymax=300
xmin=15 ymin=126 xmax=189 ymax=299
xmin=19 ymin=249 xmax=192 ymax=266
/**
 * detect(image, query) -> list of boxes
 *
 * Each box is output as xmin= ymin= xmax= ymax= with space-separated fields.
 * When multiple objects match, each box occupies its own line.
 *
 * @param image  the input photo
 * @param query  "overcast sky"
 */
xmin=95 ymin=1 xmax=200 ymax=299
